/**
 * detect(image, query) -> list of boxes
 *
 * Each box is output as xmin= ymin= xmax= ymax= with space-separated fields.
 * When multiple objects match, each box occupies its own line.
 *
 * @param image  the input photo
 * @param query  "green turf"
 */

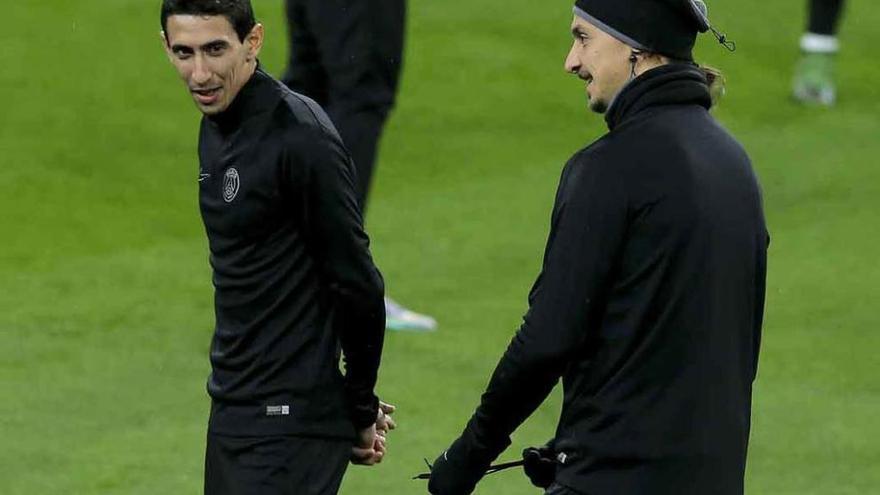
xmin=2 ymin=0 xmax=878 ymax=493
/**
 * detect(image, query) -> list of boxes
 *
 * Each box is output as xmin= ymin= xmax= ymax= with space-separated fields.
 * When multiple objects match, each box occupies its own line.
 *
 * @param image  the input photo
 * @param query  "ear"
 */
xmin=160 ymin=30 xmax=174 ymax=61
xmin=645 ymin=51 xmax=669 ymax=66
xmin=245 ymin=23 xmax=264 ymax=62
xmin=648 ymin=51 xmax=665 ymax=61
xmin=634 ymin=51 xmax=669 ymax=76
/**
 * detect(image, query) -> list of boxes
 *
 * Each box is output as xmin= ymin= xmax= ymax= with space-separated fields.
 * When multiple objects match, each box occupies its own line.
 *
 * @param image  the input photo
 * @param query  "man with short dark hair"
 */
xmin=159 ymin=1 xmax=393 ymax=493
xmin=427 ymin=1 xmax=768 ymax=494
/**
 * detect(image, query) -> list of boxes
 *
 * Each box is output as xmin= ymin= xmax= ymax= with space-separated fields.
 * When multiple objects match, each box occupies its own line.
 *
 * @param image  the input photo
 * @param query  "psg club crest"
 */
xmin=223 ymin=168 xmax=240 ymax=203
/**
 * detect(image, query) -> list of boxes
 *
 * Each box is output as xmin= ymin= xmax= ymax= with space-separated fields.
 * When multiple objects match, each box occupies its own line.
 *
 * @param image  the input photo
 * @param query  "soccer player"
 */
xmin=281 ymin=0 xmax=437 ymax=332
xmin=794 ymin=0 xmax=846 ymax=106
xmin=159 ymin=1 xmax=394 ymax=493
xmin=427 ymin=1 xmax=769 ymax=494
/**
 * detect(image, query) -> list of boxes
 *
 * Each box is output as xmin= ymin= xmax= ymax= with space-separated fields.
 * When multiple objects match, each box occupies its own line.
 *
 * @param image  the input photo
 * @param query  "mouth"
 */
xmin=191 ymin=86 xmax=222 ymax=105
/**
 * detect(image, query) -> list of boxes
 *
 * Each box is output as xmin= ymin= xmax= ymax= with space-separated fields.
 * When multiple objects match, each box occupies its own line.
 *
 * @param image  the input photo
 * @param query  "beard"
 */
xmin=588 ymin=96 xmax=608 ymax=114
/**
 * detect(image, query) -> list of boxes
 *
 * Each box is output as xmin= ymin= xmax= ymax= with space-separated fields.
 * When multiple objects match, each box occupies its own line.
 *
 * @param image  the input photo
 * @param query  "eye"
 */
xmin=172 ymin=48 xmax=193 ymax=60
xmin=205 ymin=43 xmax=227 ymax=57
xmin=578 ymin=34 xmax=590 ymax=46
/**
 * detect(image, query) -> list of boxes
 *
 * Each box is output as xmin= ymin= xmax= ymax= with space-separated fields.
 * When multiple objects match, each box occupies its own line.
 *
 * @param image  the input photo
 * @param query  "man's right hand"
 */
xmin=522 ymin=443 xmax=556 ymax=488
xmin=351 ymin=423 xmax=386 ymax=465
xmin=427 ymin=446 xmax=485 ymax=495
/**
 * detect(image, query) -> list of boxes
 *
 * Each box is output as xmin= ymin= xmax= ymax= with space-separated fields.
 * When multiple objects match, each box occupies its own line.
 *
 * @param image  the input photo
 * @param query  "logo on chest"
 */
xmin=223 ymin=167 xmax=240 ymax=203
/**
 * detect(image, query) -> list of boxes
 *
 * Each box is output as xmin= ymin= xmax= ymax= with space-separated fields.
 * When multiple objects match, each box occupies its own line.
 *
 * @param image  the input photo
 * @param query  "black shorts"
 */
xmin=204 ymin=433 xmax=351 ymax=495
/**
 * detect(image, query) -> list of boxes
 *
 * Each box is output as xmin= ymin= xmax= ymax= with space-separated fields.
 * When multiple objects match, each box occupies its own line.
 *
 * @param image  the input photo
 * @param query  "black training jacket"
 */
xmin=197 ymin=67 xmax=385 ymax=438
xmin=447 ymin=64 xmax=769 ymax=494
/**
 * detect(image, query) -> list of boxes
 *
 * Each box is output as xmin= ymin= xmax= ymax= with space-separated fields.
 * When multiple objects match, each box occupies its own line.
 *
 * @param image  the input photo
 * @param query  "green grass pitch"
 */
xmin=1 ymin=0 xmax=878 ymax=493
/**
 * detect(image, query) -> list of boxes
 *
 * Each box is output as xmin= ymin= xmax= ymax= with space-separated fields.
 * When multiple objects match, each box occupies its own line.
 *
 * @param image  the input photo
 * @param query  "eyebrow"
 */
xmin=201 ymin=40 xmax=229 ymax=50
xmin=170 ymin=39 xmax=229 ymax=52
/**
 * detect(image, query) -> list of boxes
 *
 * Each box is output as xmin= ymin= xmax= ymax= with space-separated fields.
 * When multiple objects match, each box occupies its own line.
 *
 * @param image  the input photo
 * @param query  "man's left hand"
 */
xmin=376 ymin=401 xmax=396 ymax=436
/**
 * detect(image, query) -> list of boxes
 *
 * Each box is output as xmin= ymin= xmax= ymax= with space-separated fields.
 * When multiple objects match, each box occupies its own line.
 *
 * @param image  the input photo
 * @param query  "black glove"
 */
xmin=522 ymin=443 xmax=556 ymax=488
xmin=427 ymin=438 xmax=491 ymax=495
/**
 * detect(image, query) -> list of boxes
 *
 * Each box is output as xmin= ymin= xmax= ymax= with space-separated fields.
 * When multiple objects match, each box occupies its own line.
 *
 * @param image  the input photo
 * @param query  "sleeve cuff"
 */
xmin=348 ymin=394 xmax=379 ymax=430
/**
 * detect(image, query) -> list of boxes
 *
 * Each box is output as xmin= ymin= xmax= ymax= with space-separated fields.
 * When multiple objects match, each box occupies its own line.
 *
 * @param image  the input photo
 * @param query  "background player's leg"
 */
xmin=808 ymin=0 xmax=845 ymax=35
xmin=281 ymin=0 xmax=329 ymax=106
xmin=794 ymin=0 xmax=846 ymax=106
xmin=299 ymin=0 xmax=405 ymax=210
xmin=291 ymin=0 xmax=436 ymax=332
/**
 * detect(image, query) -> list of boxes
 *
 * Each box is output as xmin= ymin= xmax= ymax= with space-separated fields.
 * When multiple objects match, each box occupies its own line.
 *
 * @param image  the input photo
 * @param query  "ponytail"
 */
xmin=699 ymin=64 xmax=726 ymax=107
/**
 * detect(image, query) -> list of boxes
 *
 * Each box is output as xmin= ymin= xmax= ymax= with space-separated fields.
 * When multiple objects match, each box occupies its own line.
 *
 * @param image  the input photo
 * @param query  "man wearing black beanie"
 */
xmin=428 ymin=1 xmax=768 ymax=494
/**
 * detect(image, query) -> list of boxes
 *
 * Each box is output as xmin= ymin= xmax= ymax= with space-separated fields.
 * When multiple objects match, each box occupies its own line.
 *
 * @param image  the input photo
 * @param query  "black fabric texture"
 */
xmin=282 ymin=0 xmax=406 ymax=211
xmin=204 ymin=433 xmax=350 ymax=495
xmin=435 ymin=64 xmax=769 ymax=495
xmin=808 ymin=0 xmax=845 ymax=35
xmin=574 ymin=0 xmax=701 ymax=60
xmin=199 ymin=67 xmax=386 ymax=438
xmin=605 ymin=63 xmax=712 ymax=130
xmin=545 ymin=483 xmax=585 ymax=495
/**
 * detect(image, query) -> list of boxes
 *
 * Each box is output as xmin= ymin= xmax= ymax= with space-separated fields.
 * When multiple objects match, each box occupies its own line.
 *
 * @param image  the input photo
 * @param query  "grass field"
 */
xmin=1 ymin=0 xmax=879 ymax=493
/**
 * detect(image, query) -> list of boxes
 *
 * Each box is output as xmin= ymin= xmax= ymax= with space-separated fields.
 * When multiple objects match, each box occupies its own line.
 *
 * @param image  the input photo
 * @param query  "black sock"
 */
xmin=807 ymin=0 xmax=845 ymax=36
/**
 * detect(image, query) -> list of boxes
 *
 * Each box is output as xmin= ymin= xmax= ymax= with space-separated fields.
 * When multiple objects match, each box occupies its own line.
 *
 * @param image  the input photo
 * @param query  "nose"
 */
xmin=191 ymin=55 xmax=212 ymax=86
xmin=564 ymin=42 xmax=580 ymax=74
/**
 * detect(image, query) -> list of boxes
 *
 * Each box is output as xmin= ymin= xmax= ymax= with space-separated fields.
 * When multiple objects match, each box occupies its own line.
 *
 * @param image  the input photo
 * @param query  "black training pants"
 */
xmin=808 ymin=0 xmax=846 ymax=35
xmin=282 ymin=0 xmax=406 ymax=211
xmin=204 ymin=433 xmax=351 ymax=495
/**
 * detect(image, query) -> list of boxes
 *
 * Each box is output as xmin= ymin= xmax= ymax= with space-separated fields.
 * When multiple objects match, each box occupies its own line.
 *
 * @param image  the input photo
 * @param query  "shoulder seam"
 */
xmin=275 ymin=84 xmax=338 ymax=138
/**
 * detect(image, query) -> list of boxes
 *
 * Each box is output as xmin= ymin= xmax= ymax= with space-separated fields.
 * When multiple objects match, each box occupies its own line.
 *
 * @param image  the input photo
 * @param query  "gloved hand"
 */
xmin=427 ymin=438 xmax=490 ymax=495
xmin=522 ymin=443 xmax=556 ymax=488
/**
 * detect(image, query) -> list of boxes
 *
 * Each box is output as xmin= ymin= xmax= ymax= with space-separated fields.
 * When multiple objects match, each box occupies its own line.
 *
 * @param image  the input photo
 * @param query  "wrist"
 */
xmin=348 ymin=393 xmax=379 ymax=430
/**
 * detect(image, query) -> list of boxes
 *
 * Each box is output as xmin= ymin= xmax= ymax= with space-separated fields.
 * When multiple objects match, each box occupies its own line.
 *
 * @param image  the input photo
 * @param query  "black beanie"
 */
xmin=574 ymin=0 xmax=702 ymax=60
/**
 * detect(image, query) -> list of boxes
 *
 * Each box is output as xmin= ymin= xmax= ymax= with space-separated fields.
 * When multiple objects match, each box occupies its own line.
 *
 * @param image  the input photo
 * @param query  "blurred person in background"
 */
xmin=282 ymin=0 xmax=437 ymax=332
xmin=427 ymin=1 xmax=769 ymax=494
xmin=793 ymin=0 xmax=846 ymax=105
xmin=159 ymin=0 xmax=395 ymax=493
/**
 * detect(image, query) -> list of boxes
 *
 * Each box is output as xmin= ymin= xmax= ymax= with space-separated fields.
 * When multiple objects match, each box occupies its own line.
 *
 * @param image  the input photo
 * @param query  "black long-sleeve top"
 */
xmin=446 ymin=64 xmax=768 ymax=494
xmin=197 ymin=67 xmax=385 ymax=438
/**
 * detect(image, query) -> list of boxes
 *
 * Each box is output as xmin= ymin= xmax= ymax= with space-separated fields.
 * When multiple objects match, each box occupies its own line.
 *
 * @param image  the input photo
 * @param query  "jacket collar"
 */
xmin=207 ymin=64 xmax=278 ymax=134
xmin=604 ymin=63 xmax=712 ymax=131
